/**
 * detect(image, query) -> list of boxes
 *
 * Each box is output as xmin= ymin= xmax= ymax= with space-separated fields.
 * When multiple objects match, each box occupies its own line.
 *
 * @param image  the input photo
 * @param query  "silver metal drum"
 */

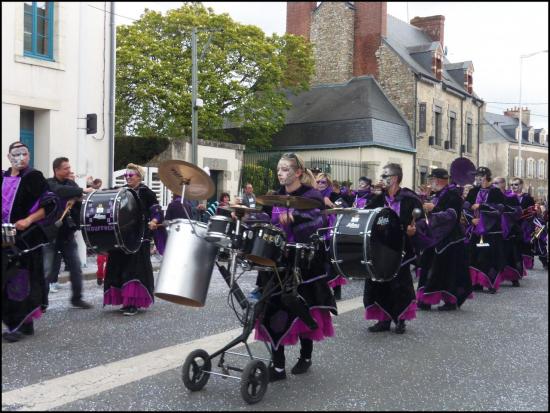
xmin=155 ymin=219 xmax=219 ymax=307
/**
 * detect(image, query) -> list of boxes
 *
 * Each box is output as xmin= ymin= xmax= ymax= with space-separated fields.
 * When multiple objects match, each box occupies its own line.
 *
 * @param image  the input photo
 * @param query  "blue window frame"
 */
xmin=20 ymin=129 xmax=35 ymax=168
xmin=24 ymin=2 xmax=54 ymax=61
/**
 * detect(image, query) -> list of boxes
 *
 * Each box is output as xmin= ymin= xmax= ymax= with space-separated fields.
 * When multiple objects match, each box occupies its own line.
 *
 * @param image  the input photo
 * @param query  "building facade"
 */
xmin=287 ymin=2 xmax=485 ymax=187
xmin=481 ymin=108 xmax=548 ymax=202
xmin=2 ymin=2 xmax=115 ymax=186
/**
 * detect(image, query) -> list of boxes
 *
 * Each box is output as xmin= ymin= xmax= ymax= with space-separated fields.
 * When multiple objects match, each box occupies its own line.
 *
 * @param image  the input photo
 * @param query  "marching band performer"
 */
xmin=103 ymin=163 xmax=164 ymax=316
xmin=415 ymin=168 xmax=473 ymax=311
xmin=510 ymin=177 xmax=536 ymax=273
xmin=362 ymin=163 xmax=419 ymax=334
xmin=464 ymin=167 xmax=507 ymax=293
xmin=352 ymin=176 xmax=374 ymax=209
xmin=2 ymin=142 xmax=59 ymax=342
xmin=254 ymin=153 xmax=337 ymax=382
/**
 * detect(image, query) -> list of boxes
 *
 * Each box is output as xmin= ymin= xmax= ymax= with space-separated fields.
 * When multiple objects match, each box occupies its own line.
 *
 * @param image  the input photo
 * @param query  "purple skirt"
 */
xmin=328 ymin=275 xmax=348 ymax=288
xmin=103 ymin=280 xmax=153 ymax=309
xmin=364 ymin=301 xmax=417 ymax=322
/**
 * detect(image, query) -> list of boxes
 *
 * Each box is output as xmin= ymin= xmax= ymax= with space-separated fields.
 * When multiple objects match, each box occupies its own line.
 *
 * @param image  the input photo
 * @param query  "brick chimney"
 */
xmin=410 ymin=15 xmax=445 ymax=49
xmin=504 ymin=107 xmax=531 ymax=127
xmin=286 ymin=2 xmax=317 ymax=41
xmin=353 ymin=2 xmax=387 ymax=78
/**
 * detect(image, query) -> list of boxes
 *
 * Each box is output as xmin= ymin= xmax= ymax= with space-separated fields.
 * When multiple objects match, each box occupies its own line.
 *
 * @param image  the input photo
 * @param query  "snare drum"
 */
xmin=2 ymin=223 xmax=16 ymax=247
xmin=205 ymin=215 xmax=235 ymax=248
xmin=332 ymin=207 xmax=404 ymax=282
xmin=81 ymin=188 xmax=144 ymax=254
xmin=241 ymin=223 xmax=286 ymax=267
xmin=284 ymin=243 xmax=316 ymax=273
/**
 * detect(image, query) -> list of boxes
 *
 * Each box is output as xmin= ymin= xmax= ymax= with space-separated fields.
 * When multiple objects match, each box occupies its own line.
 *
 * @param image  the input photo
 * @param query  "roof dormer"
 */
xmin=432 ymin=43 xmax=444 ymax=80
xmin=445 ymin=61 xmax=474 ymax=94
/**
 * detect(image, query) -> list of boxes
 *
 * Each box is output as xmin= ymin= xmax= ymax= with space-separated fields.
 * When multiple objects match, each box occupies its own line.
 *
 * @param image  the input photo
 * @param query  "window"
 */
xmin=514 ymin=156 xmax=523 ymax=177
xmin=466 ymin=119 xmax=473 ymax=153
xmin=449 ymin=112 xmax=457 ymax=150
xmin=433 ymin=105 xmax=442 ymax=146
xmin=418 ymin=103 xmax=426 ymax=133
xmin=538 ymin=159 xmax=546 ymax=179
xmin=526 ymin=158 xmax=535 ymax=178
xmin=433 ymin=50 xmax=443 ymax=81
xmin=24 ymin=2 xmax=54 ymax=60
xmin=528 ymin=128 xmax=534 ymax=143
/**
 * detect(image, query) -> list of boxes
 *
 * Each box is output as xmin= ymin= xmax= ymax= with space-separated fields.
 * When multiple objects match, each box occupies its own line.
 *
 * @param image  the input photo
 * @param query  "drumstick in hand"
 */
xmin=55 ymin=199 xmax=76 ymax=228
xmin=411 ymin=208 xmax=422 ymax=226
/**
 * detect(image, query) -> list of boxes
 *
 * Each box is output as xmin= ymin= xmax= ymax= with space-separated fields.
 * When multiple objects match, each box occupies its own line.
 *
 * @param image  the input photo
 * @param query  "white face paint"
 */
xmin=8 ymin=148 xmax=30 ymax=170
xmin=277 ymin=159 xmax=298 ymax=187
xmin=358 ymin=180 xmax=368 ymax=190
xmin=381 ymin=168 xmax=394 ymax=187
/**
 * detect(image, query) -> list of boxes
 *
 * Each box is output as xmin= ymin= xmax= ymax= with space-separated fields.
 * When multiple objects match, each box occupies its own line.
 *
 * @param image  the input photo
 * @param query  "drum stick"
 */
xmin=411 ymin=208 xmax=422 ymax=226
xmin=54 ymin=199 xmax=76 ymax=228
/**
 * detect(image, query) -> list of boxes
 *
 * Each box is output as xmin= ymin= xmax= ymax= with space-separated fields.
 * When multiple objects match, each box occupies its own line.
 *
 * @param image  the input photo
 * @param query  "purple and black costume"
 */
xmin=103 ymin=183 xmax=163 ymax=310
xmin=515 ymin=192 xmax=536 ymax=271
xmin=2 ymin=167 xmax=58 ymax=334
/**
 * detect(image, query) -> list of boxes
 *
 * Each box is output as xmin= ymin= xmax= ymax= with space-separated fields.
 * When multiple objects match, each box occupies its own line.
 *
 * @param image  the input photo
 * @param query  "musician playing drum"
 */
xmin=362 ymin=163 xmax=420 ymax=334
xmin=510 ymin=177 xmax=537 ymax=272
xmin=464 ymin=167 xmax=507 ymax=293
xmin=103 ymin=163 xmax=164 ymax=316
xmin=2 ymin=142 xmax=59 ymax=342
xmin=415 ymin=168 xmax=473 ymax=311
xmin=254 ymin=153 xmax=337 ymax=382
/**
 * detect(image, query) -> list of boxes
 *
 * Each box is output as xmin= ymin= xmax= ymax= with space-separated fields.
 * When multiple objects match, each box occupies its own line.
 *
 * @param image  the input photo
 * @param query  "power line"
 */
xmin=86 ymin=3 xmax=139 ymax=23
xmin=485 ymin=101 xmax=548 ymax=105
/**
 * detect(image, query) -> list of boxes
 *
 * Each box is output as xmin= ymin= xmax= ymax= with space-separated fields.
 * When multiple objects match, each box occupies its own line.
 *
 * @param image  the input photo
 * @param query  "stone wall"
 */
xmin=310 ymin=2 xmax=354 ymax=85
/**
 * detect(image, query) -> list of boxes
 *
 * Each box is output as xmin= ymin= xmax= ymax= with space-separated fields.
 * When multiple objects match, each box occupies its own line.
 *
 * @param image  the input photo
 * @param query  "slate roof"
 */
xmin=271 ymin=76 xmax=414 ymax=152
xmin=483 ymin=112 xmax=547 ymax=147
xmin=385 ymin=15 xmax=481 ymax=101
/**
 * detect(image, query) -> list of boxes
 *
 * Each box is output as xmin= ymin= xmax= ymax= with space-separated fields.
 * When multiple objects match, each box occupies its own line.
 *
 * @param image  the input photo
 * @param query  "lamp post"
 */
xmin=517 ymin=49 xmax=548 ymax=178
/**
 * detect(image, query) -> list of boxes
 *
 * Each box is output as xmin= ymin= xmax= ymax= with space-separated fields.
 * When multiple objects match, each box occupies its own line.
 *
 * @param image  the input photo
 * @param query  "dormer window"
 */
xmin=528 ymin=127 xmax=534 ymax=143
xmin=464 ymin=67 xmax=473 ymax=94
xmin=432 ymin=46 xmax=443 ymax=81
xmin=541 ymin=130 xmax=547 ymax=145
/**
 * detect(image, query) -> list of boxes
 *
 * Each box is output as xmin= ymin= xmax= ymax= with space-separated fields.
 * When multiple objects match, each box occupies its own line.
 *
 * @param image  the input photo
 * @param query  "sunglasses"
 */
xmin=380 ymin=174 xmax=394 ymax=179
xmin=124 ymin=173 xmax=138 ymax=178
xmin=282 ymin=153 xmax=304 ymax=170
xmin=317 ymin=180 xmax=328 ymax=185
xmin=511 ymin=183 xmax=520 ymax=187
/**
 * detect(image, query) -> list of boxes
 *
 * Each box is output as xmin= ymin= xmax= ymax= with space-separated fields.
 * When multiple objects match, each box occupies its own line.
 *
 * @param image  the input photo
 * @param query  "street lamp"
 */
xmin=517 ymin=49 xmax=548 ymax=178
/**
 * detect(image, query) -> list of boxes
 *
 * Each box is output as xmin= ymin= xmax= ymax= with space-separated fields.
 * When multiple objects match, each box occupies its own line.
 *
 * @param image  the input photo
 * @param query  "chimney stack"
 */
xmin=504 ymin=107 xmax=531 ymax=127
xmin=286 ymin=2 xmax=317 ymax=41
xmin=410 ymin=15 xmax=445 ymax=49
xmin=353 ymin=2 xmax=387 ymax=78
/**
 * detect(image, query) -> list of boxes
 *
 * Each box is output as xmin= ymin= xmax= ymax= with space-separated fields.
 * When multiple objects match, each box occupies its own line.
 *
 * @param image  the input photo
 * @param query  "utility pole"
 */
xmin=191 ymin=27 xmax=198 ymax=165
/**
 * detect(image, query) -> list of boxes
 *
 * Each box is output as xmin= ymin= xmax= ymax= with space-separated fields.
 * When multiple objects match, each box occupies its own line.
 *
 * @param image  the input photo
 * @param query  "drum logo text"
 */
xmin=377 ymin=217 xmax=389 ymax=226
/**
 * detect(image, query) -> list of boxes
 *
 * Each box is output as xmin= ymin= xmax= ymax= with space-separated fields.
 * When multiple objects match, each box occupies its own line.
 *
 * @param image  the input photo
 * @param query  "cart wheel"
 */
xmin=182 ymin=349 xmax=211 ymax=391
xmin=240 ymin=359 xmax=268 ymax=404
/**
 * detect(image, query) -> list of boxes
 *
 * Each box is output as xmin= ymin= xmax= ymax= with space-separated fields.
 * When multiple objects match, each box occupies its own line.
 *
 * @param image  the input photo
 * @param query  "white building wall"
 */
xmin=2 ymin=2 xmax=113 ymax=184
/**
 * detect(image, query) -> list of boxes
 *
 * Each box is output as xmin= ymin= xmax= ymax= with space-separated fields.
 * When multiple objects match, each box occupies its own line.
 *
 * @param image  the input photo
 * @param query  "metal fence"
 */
xmin=241 ymin=151 xmax=373 ymax=194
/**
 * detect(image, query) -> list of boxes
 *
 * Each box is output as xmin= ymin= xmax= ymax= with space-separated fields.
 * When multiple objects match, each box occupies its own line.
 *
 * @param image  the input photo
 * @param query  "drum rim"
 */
xmin=209 ymin=215 xmax=233 ymax=222
xmin=250 ymin=223 xmax=286 ymax=235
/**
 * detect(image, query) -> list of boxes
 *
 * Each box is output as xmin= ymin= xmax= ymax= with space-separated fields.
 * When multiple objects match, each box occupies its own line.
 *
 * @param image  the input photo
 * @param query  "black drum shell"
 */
xmin=81 ymin=188 xmax=144 ymax=254
xmin=241 ymin=223 xmax=286 ymax=267
xmin=332 ymin=208 xmax=404 ymax=281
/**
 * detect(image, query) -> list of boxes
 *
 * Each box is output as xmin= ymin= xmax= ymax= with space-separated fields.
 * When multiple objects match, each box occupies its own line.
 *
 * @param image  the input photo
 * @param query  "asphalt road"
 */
xmin=2 ymin=260 xmax=548 ymax=411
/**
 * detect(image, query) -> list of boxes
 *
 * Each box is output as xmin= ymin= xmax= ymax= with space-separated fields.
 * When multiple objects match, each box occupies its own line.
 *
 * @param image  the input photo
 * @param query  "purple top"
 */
xmin=384 ymin=193 xmax=401 ymax=217
xmin=2 ymin=175 xmax=20 ymax=223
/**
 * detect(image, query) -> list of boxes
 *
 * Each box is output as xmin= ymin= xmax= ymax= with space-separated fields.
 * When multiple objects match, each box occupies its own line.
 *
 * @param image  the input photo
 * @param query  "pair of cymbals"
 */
xmin=158 ymin=160 xmax=215 ymax=200
xmin=256 ymin=195 xmax=321 ymax=210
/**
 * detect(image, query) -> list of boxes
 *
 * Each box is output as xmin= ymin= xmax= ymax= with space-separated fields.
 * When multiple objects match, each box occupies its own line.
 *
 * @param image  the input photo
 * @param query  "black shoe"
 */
xmin=417 ymin=302 xmax=431 ymax=311
xmin=333 ymin=288 xmax=342 ymax=301
xmin=123 ymin=306 xmax=138 ymax=316
xmin=71 ymin=299 xmax=93 ymax=309
xmin=2 ymin=331 xmax=23 ymax=342
xmin=291 ymin=358 xmax=312 ymax=375
xmin=20 ymin=322 xmax=34 ymax=336
xmin=437 ymin=303 xmax=457 ymax=311
xmin=394 ymin=320 xmax=406 ymax=334
xmin=488 ymin=287 xmax=496 ymax=294
xmin=512 ymin=280 xmax=520 ymax=287
xmin=268 ymin=366 xmax=287 ymax=382
xmin=472 ymin=284 xmax=483 ymax=291
xmin=368 ymin=321 xmax=391 ymax=332
xmin=96 ymin=277 xmax=103 ymax=286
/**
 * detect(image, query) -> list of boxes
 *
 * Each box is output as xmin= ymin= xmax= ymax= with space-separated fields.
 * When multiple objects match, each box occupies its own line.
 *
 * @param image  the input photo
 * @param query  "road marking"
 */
xmin=2 ymin=296 xmax=364 ymax=411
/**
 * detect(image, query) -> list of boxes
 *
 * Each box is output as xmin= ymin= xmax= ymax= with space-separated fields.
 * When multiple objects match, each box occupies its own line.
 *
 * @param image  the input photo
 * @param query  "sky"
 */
xmin=113 ymin=2 xmax=549 ymax=130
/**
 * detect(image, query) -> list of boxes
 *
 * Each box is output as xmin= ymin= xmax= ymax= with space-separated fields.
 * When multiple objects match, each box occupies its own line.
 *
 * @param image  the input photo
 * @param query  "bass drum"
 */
xmin=81 ymin=188 xmax=144 ymax=254
xmin=332 ymin=207 xmax=404 ymax=281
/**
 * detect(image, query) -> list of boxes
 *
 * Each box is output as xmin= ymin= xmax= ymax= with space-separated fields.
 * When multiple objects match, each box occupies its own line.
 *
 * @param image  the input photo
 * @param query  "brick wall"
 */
xmin=286 ymin=2 xmax=317 ymax=40
xmin=353 ymin=2 xmax=387 ymax=78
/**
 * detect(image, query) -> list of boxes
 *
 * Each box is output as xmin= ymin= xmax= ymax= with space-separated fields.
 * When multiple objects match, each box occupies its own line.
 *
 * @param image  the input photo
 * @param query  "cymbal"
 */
xmin=322 ymin=208 xmax=356 ymax=215
xmin=158 ymin=160 xmax=214 ymax=200
xmin=256 ymin=195 xmax=321 ymax=210
xmin=219 ymin=205 xmax=261 ymax=214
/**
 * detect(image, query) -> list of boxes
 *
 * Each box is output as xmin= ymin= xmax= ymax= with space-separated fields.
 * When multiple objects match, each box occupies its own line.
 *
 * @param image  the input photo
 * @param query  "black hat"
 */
xmin=428 ymin=168 xmax=449 ymax=179
xmin=475 ymin=166 xmax=492 ymax=178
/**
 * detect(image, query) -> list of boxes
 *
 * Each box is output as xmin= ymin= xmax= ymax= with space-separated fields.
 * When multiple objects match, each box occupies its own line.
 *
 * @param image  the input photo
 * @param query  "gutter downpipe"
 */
xmin=413 ymin=74 xmax=417 ymax=190
xmin=459 ymin=98 xmax=464 ymax=158
xmin=108 ymin=2 xmax=116 ymax=186
xmin=477 ymin=100 xmax=481 ymax=167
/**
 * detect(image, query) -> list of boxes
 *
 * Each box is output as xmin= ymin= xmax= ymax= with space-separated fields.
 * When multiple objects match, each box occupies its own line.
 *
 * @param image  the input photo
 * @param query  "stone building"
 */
xmin=287 ymin=2 xmax=485 ymax=187
xmin=481 ymin=108 xmax=548 ymax=202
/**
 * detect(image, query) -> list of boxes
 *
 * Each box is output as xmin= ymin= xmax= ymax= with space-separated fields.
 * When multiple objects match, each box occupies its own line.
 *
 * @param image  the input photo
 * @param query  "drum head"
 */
xmin=116 ymin=188 xmax=143 ymax=253
xmin=367 ymin=208 xmax=404 ymax=281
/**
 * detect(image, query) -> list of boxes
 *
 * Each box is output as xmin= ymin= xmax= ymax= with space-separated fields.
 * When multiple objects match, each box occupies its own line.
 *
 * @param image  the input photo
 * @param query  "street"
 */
xmin=2 ymin=260 xmax=548 ymax=411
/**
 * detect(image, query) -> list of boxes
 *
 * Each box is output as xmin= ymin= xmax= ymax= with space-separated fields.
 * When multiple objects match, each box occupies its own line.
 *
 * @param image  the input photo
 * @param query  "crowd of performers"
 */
xmin=3 ymin=143 xmax=548 ymax=386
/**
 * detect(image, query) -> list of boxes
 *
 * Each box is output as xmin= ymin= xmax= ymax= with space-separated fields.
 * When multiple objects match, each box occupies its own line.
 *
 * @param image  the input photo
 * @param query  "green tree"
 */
xmin=115 ymin=3 xmax=314 ymax=149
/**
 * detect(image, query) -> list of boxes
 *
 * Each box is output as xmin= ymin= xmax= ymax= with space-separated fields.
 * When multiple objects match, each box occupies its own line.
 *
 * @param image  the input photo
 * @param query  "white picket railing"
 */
xmin=112 ymin=167 xmax=172 ymax=210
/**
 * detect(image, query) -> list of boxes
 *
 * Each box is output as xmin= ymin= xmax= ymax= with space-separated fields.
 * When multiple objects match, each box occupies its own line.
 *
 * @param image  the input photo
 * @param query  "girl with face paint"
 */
xmin=254 ymin=153 xmax=337 ymax=382
xmin=2 ymin=142 xmax=59 ymax=342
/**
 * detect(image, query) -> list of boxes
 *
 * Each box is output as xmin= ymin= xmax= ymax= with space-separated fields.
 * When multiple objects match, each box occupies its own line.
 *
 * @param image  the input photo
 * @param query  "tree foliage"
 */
xmin=115 ymin=3 xmax=314 ymax=149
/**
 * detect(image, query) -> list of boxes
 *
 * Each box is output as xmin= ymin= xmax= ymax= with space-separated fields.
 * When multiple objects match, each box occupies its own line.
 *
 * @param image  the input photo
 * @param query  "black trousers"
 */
xmin=271 ymin=338 xmax=313 ymax=369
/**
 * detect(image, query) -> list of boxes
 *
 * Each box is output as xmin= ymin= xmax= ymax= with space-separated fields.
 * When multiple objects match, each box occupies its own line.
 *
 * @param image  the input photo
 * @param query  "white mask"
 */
xmin=8 ymin=148 xmax=30 ymax=170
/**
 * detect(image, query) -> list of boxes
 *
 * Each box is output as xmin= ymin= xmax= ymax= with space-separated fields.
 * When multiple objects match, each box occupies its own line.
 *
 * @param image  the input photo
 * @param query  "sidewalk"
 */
xmin=57 ymin=253 xmax=162 ymax=284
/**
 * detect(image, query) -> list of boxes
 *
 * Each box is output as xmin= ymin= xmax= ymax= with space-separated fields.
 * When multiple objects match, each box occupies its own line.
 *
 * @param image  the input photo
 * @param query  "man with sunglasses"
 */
xmin=45 ymin=157 xmax=95 ymax=310
xmin=510 ymin=178 xmax=536 ymax=272
xmin=3 ymin=142 xmax=60 ymax=342
xmin=464 ymin=167 xmax=507 ymax=293
xmin=352 ymin=176 xmax=374 ymax=209
xmin=362 ymin=163 xmax=420 ymax=334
